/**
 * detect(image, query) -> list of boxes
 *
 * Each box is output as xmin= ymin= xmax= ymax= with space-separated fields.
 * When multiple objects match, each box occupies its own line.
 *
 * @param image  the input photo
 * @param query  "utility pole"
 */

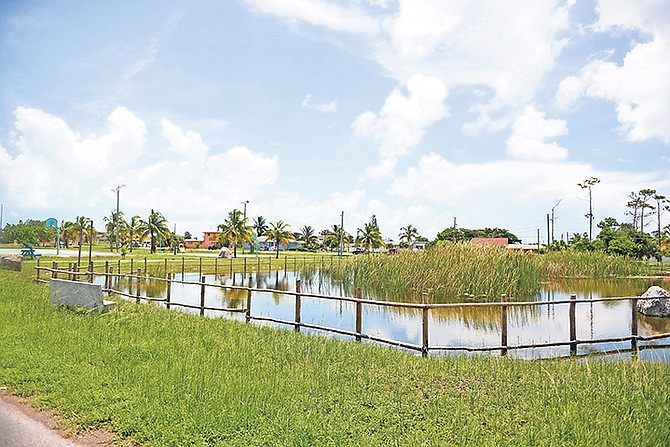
xmin=546 ymin=214 xmax=550 ymax=248
xmin=241 ymin=200 xmax=249 ymax=254
xmin=453 ymin=217 xmax=457 ymax=242
xmin=551 ymin=199 xmax=561 ymax=246
xmin=112 ymin=185 xmax=125 ymax=253
xmin=0 ymin=204 xmax=3 ymax=235
xmin=339 ymin=211 xmax=344 ymax=257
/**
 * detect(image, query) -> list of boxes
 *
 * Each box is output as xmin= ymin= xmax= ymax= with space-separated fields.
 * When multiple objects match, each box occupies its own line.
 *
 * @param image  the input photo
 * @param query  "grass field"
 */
xmin=1 ymin=267 xmax=669 ymax=446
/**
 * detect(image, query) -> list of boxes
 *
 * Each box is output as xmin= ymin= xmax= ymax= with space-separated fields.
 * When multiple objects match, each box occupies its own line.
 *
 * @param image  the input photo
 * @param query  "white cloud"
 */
xmin=301 ymin=94 xmax=338 ymax=113
xmin=352 ymin=73 xmax=448 ymax=179
xmin=242 ymin=0 xmax=379 ymax=35
xmin=559 ymin=1 xmax=670 ymax=144
xmin=378 ymin=0 xmax=571 ymax=113
xmin=0 ymin=108 xmax=279 ymax=232
xmin=506 ymin=106 xmax=568 ymax=162
xmin=388 ymin=152 xmax=669 ymax=239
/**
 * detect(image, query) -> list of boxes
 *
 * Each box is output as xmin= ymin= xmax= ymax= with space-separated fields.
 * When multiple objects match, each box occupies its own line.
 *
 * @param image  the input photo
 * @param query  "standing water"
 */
xmin=96 ymin=270 xmax=670 ymax=362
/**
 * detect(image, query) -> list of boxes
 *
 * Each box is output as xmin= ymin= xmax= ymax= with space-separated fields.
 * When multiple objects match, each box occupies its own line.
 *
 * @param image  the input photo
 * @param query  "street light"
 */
xmin=241 ymin=200 xmax=249 ymax=253
xmin=112 ymin=184 xmax=125 ymax=253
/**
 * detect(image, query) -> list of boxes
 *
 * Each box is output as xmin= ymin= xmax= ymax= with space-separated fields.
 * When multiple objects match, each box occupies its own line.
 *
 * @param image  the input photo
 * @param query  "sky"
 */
xmin=1 ymin=0 xmax=669 ymax=244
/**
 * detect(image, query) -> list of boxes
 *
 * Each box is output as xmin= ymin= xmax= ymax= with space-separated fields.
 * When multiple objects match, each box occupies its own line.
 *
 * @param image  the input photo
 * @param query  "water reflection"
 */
xmin=97 ymin=270 xmax=670 ymax=362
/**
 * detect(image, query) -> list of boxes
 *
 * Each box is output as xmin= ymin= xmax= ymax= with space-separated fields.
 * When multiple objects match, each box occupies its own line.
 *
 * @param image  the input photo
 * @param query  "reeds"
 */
xmin=313 ymin=243 xmax=648 ymax=302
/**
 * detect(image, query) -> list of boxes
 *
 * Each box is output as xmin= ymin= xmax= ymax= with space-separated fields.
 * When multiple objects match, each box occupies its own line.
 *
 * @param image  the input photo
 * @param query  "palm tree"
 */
xmin=356 ymin=222 xmax=383 ymax=252
xmin=323 ymin=225 xmax=352 ymax=253
xmin=253 ymin=216 xmax=269 ymax=237
xmin=140 ymin=209 xmax=170 ymax=254
xmin=72 ymin=216 xmax=92 ymax=264
xmin=127 ymin=215 xmax=143 ymax=252
xmin=103 ymin=210 xmax=126 ymax=251
xmin=298 ymin=225 xmax=318 ymax=250
xmin=265 ymin=220 xmax=294 ymax=259
xmin=399 ymin=224 xmax=419 ymax=248
xmin=218 ymin=209 xmax=253 ymax=258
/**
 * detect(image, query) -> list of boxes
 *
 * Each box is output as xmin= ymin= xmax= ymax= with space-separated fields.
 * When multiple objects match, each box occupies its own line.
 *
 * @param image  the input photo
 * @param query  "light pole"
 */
xmin=112 ymin=185 xmax=125 ymax=253
xmin=241 ymin=200 xmax=249 ymax=254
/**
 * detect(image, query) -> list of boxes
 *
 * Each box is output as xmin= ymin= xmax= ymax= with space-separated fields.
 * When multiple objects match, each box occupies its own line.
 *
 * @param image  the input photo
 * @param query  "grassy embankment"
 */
xmin=1 ymin=267 xmax=669 ymax=446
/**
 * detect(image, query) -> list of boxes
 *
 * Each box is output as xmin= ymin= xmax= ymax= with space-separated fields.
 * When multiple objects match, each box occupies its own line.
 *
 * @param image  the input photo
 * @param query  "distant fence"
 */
xmin=34 ymin=258 xmax=670 ymax=360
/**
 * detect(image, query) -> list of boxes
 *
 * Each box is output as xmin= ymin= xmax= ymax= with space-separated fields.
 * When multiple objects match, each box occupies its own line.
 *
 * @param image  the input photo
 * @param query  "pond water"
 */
xmin=96 ymin=270 xmax=670 ymax=362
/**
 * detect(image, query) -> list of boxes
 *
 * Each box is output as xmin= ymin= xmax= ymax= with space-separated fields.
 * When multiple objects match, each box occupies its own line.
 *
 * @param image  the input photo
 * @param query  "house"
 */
xmin=410 ymin=241 xmax=427 ymax=251
xmin=202 ymin=231 xmax=220 ymax=249
xmin=470 ymin=237 xmax=509 ymax=246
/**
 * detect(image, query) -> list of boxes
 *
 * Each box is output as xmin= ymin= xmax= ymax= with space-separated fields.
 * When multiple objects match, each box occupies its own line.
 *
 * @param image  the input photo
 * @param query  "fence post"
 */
xmin=501 ymin=294 xmax=508 ymax=356
xmin=130 ymin=258 xmax=134 ymax=275
xmin=214 ymin=257 xmax=217 ymax=276
xmin=268 ymin=256 xmax=271 ymax=273
xmin=200 ymin=275 xmax=206 ymax=316
xmin=294 ymin=279 xmax=301 ymax=332
xmin=136 ymin=268 xmax=142 ymax=304
xmin=257 ymin=256 xmax=261 ymax=272
xmin=569 ymin=293 xmax=577 ymax=356
xmin=284 ymin=255 xmax=287 ymax=271
xmin=36 ymin=257 xmax=41 ymax=282
xmin=631 ymin=296 xmax=638 ymax=352
xmin=88 ymin=261 xmax=94 ymax=283
xmin=144 ymin=256 xmax=147 ymax=273
xmin=52 ymin=261 xmax=58 ymax=279
xmin=294 ymin=257 xmax=297 ymax=271
xmin=229 ymin=258 xmax=233 ymax=275
xmin=164 ymin=257 xmax=168 ymax=274
xmin=117 ymin=259 xmax=121 ymax=276
xmin=245 ymin=275 xmax=252 ymax=323
xmin=165 ymin=272 xmax=172 ymax=310
xmin=421 ymin=292 xmax=429 ymax=357
xmin=104 ymin=261 xmax=109 ymax=292
xmin=182 ymin=257 xmax=185 ymax=279
xmin=199 ymin=257 xmax=202 ymax=278
xmin=355 ymin=288 xmax=363 ymax=342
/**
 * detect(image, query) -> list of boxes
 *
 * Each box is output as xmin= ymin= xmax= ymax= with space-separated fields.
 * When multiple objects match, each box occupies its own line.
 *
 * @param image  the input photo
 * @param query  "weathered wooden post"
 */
xmin=245 ymin=275 xmax=253 ymax=323
xmin=88 ymin=261 xmax=94 ymax=283
xmin=243 ymin=258 xmax=247 ymax=277
xmin=36 ymin=257 xmax=41 ymax=282
xmin=164 ymin=257 xmax=168 ymax=273
xmin=136 ymin=268 xmax=142 ymax=303
xmin=293 ymin=257 xmax=297 ymax=271
xmin=422 ymin=292 xmax=429 ymax=358
xmin=268 ymin=256 xmax=271 ymax=273
xmin=143 ymin=256 xmax=147 ymax=273
xmin=229 ymin=258 xmax=233 ymax=275
xmin=355 ymin=288 xmax=363 ymax=342
xmin=631 ymin=296 xmax=638 ymax=352
xmin=130 ymin=258 xmax=134 ymax=275
xmin=501 ymin=294 xmax=508 ymax=356
xmin=104 ymin=261 xmax=109 ymax=291
xmin=182 ymin=257 xmax=185 ymax=279
xmin=200 ymin=275 xmax=206 ymax=316
xmin=294 ymin=279 xmax=302 ymax=332
xmin=569 ymin=293 xmax=577 ymax=356
xmin=52 ymin=261 xmax=58 ymax=279
xmin=214 ymin=257 xmax=217 ymax=276
xmin=166 ymin=272 xmax=172 ymax=310
xmin=199 ymin=257 xmax=203 ymax=278
xmin=257 ymin=256 xmax=261 ymax=272
xmin=284 ymin=255 xmax=287 ymax=272
xmin=108 ymin=266 xmax=114 ymax=294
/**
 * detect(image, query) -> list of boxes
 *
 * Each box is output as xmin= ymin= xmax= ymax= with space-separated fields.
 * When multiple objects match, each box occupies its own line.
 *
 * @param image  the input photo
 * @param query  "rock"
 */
xmin=218 ymin=247 xmax=233 ymax=259
xmin=637 ymin=286 xmax=670 ymax=317
xmin=0 ymin=254 xmax=23 ymax=271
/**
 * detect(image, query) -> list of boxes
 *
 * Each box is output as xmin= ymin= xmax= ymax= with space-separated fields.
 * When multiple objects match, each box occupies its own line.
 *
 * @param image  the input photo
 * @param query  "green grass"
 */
xmin=1 ymin=269 xmax=670 ymax=446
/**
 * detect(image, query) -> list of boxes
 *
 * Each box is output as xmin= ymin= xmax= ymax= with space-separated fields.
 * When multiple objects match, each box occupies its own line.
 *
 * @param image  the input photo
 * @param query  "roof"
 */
xmin=470 ymin=237 xmax=509 ymax=246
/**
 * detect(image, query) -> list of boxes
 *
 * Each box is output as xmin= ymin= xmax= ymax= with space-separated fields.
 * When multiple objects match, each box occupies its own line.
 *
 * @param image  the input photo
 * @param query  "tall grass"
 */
xmin=1 ymin=270 xmax=670 ymax=446
xmin=313 ymin=243 xmax=649 ymax=302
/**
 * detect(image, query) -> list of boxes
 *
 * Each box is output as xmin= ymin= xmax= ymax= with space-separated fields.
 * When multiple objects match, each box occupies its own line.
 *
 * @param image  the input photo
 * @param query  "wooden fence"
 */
xmin=34 ymin=258 xmax=670 ymax=360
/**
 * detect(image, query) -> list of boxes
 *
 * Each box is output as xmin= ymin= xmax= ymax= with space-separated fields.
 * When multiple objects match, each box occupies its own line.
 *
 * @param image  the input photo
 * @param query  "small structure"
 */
xmin=50 ymin=278 xmax=116 ymax=313
xmin=0 ymin=254 xmax=22 ymax=271
xmin=638 ymin=286 xmax=670 ymax=317
xmin=471 ymin=237 xmax=509 ymax=247
xmin=20 ymin=243 xmax=41 ymax=259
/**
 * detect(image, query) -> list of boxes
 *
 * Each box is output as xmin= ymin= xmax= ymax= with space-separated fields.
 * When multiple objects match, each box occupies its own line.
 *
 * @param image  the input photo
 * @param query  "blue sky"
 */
xmin=1 ymin=0 xmax=669 ymax=244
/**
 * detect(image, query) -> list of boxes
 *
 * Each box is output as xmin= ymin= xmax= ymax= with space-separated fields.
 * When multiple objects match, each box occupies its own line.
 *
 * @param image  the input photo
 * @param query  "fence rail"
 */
xmin=34 ymin=258 xmax=670 ymax=360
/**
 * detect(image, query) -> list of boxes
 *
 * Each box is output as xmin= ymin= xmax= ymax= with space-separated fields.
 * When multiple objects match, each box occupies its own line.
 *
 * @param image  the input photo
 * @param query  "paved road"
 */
xmin=0 ymin=393 xmax=112 ymax=447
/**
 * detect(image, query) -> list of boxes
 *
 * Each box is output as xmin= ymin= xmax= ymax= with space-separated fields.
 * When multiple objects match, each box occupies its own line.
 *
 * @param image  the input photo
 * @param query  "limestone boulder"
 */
xmin=0 ymin=254 xmax=23 ymax=271
xmin=637 ymin=286 xmax=670 ymax=317
xmin=218 ymin=247 xmax=233 ymax=259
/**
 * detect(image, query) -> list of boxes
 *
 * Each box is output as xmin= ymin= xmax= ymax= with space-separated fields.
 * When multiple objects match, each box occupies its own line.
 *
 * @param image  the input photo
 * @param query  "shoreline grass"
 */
xmin=1 ymin=269 xmax=669 ymax=446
